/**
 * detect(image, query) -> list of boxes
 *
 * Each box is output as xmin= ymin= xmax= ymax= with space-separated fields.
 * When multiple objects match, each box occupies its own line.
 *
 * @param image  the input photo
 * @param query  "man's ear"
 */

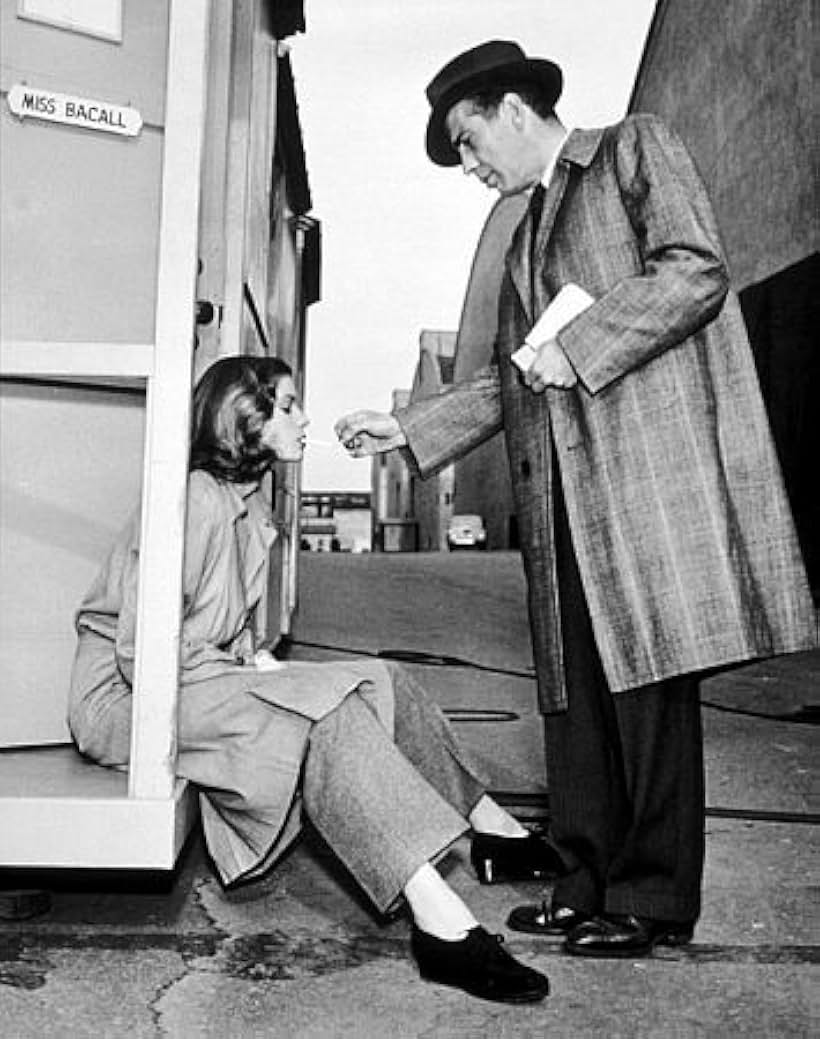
xmin=502 ymin=92 xmax=526 ymax=128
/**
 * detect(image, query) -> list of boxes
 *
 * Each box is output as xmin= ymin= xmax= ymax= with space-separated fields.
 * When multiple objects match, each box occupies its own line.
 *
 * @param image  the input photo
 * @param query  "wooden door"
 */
xmin=195 ymin=0 xmax=302 ymax=644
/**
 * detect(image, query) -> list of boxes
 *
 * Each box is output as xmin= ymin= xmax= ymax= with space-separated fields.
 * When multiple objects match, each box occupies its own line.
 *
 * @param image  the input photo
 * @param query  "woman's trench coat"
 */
xmin=69 ymin=471 xmax=396 ymax=884
xmin=399 ymin=114 xmax=816 ymax=713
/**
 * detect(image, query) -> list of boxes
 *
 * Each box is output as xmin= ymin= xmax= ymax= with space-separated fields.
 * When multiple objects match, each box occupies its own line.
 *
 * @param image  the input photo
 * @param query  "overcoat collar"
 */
xmin=224 ymin=480 xmax=260 ymax=520
xmin=223 ymin=480 xmax=277 ymax=606
xmin=509 ymin=127 xmax=605 ymax=322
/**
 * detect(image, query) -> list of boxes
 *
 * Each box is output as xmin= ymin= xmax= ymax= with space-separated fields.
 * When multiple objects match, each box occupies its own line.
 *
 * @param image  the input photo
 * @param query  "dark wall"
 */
xmin=740 ymin=253 xmax=820 ymax=591
xmin=630 ymin=0 xmax=817 ymax=289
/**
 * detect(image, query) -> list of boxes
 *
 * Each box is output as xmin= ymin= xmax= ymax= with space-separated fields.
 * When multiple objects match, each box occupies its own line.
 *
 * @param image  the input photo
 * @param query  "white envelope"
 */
xmin=511 ymin=283 xmax=595 ymax=372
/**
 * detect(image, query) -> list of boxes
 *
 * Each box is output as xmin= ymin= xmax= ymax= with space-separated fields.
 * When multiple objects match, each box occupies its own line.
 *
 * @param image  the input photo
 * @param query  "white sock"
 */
xmin=403 ymin=863 xmax=479 ymax=941
xmin=468 ymin=794 xmax=529 ymax=838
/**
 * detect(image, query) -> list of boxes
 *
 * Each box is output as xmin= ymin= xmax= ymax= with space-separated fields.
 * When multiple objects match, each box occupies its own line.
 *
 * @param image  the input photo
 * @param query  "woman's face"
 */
xmin=259 ymin=375 xmax=309 ymax=463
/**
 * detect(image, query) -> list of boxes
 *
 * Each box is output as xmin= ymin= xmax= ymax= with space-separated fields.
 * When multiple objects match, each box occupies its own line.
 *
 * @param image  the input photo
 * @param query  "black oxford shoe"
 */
xmin=471 ymin=831 xmax=565 ymax=885
xmin=411 ymin=925 xmax=549 ymax=1004
xmin=565 ymin=913 xmax=695 ymax=958
xmin=507 ymin=901 xmax=590 ymax=936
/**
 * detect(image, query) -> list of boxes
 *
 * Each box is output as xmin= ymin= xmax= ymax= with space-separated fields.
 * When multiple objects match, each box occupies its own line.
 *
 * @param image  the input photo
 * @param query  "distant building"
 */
xmin=300 ymin=491 xmax=372 ymax=552
xmin=629 ymin=0 xmax=818 ymax=590
xmin=371 ymin=332 xmax=460 ymax=551
xmin=411 ymin=331 xmax=457 ymax=551
xmin=371 ymin=390 xmax=418 ymax=551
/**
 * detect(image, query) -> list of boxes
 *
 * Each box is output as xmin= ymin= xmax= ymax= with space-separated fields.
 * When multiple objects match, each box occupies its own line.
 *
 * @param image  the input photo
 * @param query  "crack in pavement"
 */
xmin=188 ymin=875 xmax=230 ymax=940
xmin=146 ymin=956 xmax=191 ymax=1039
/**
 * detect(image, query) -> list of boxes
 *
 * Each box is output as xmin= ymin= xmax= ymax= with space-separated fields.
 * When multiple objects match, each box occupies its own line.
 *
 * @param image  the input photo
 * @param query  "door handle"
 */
xmin=195 ymin=300 xmax=217 ymax=325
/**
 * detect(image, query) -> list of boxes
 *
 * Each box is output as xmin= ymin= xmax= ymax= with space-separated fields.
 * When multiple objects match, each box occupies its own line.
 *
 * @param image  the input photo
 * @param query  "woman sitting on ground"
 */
xmin=68 ymin=355 xmax=556 ymax=1005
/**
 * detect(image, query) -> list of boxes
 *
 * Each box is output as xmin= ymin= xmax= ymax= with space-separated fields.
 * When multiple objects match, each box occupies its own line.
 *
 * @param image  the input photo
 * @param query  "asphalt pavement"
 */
xmin=1 ymin=551 xmax=817 ymax=1037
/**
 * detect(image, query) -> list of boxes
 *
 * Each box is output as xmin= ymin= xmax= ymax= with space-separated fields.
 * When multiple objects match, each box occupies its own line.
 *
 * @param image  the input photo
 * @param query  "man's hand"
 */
xmin=523 ymin=338 xmax=578 ymax=393
xmin=334 ymin=410 xmax=407 ymax=457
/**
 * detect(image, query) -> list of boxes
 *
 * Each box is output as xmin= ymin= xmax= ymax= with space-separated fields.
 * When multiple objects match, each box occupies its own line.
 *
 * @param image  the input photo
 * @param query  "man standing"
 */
xmin=334 ymin=40 xmax=816 ymax=958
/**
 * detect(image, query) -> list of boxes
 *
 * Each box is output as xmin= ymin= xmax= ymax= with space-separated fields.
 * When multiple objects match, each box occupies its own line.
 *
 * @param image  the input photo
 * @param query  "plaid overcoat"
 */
xmin=399 ymin=114 xmax=816 ymax=713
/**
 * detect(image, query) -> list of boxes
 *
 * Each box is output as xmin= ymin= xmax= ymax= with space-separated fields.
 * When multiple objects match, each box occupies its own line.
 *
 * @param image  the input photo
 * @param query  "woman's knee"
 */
xmin=311 ymin=691 xmax=363 ymax=742
xmin=304 ymin=693 xmax=390 ymax=807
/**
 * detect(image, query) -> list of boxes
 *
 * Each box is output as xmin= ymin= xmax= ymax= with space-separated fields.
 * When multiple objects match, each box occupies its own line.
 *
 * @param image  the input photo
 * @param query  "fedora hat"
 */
xmin=425 ymin=40 xmax=563 ymax=167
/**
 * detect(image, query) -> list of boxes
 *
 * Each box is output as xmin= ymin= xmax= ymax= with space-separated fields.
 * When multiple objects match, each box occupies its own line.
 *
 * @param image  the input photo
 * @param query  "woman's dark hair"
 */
xmin=189 ymin=355 xmax=293 ymax=482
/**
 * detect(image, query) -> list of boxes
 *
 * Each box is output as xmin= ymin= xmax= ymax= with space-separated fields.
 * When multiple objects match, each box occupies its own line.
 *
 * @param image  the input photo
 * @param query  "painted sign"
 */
xmin=18 ymin=0 xmax=123 ymax=43
xmin=7 ymin=84 xmax=142 ymax=137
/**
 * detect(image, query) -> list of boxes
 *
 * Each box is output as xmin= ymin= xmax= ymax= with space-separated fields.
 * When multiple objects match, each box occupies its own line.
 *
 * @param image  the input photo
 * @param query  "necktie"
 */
xmin=529 ymin=183 xmax=546 ymax=300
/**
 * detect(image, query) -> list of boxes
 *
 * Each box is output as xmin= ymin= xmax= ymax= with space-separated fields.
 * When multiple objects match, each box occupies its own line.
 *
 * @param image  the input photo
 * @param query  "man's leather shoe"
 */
xmin=471 ymin=832 xmax=565 ymax=885
xmin=411 ymin=925 xmax=549 ymax=1004
xmin=565 ymin=913 xmax=695 ymax=958
xmin=507 ymin=901 xmax=590 ymax=936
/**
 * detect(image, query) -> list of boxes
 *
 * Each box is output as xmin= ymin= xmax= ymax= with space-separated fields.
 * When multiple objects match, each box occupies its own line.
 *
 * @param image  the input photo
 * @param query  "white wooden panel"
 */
xmin=0 ymin=744 xmax=127 ymax=797
xmin=0 ymin=108 xmax=163 ymax=345
xmin=0 ymin=382 xmax=145 ymax=746
xmin=243 ymin=28 xmax=277 ymax=334
xmin=0 ymin=743 xmax=199 ymax=869
xmin=0 ymin=786 xmax=198 ymax=868
xmin=0 ymin=340 xmax=153 ymax=378
xmin=220 ymin=0 xmax=254 ymax=355
xmin=129 ymin=0 xmax=210 ymax=800
xmin=1 ymin=0 xmax=168 ymax=124
xmin=193 ymin=0 xmax=234 ymax=377
xmin=17 ymin=0 xmax=123 ymax=43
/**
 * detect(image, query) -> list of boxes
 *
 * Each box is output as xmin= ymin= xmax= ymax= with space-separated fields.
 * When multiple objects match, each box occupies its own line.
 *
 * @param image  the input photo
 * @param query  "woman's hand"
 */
xmin=334 ymin=411 xmax=407 ymax=456
xmin=254 ymin=648 xmax=285 ymax=672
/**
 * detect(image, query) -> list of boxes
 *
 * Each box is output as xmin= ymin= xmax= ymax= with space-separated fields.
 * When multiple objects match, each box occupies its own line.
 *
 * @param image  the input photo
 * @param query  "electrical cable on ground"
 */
xmin=288 ymin=639 xmax=535 ymax=679
xmin=285 ymin=638 xmax=819 ymax=725
xmin=285 ymin=637 xmax=819 ymax=826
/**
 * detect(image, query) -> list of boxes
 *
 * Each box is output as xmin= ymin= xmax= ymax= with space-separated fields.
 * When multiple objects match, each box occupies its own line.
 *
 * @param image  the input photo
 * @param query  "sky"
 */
xmin=289 ymin=0 xmax=657 ymax=491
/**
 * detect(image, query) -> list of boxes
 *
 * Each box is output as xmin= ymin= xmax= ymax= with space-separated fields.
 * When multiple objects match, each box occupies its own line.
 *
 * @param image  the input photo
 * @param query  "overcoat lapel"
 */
xmin=509 ymin=168 xmax=570 ymax=324
xmin=508 ymin=129 xmax=605 ymax=323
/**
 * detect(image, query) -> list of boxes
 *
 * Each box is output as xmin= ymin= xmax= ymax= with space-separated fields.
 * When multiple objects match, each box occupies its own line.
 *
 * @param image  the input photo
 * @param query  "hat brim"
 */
xmin=425 ymin=59 xmax=563 ymax=167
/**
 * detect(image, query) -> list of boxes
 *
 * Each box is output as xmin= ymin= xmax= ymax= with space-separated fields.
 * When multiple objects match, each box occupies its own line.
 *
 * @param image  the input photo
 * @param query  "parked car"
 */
xmin=446 ymin=514 xmax=487 ymax=550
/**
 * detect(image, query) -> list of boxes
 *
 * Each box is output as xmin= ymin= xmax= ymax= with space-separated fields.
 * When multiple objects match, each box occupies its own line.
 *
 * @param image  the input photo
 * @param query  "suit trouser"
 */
xmin=303 ymin=663 xmax=487 ymax=914
xmin=547 ymin=464 xmax=705 ymax=923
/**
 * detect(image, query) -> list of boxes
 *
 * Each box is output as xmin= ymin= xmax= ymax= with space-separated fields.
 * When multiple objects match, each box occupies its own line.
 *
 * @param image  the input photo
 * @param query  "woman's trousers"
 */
xmin=303 ymin=664 xmax=487 ymax=913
